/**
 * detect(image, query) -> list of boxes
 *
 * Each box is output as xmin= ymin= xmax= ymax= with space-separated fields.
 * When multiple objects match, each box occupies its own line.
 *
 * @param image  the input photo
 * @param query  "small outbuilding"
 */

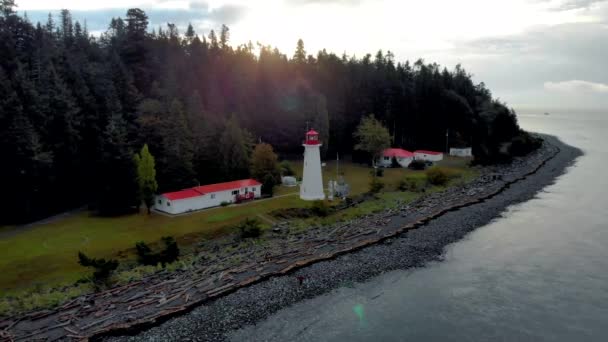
xmin=154 ymin=179 xmax=262 ymax=215
xmin=378 ymin=148 xmax=415 ymax=168
xmin=414 ymin=150 xmax=444 ymax=162
xmin=450 ymin=147 xmax=473 ymax=157
xmin=281 ymin=176 xmax=297 ymax=187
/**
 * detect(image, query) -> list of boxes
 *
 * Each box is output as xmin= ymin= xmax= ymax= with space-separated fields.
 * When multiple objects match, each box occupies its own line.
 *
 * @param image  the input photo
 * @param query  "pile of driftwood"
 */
xmin=0 ymin=143 xmax=556 ymax=342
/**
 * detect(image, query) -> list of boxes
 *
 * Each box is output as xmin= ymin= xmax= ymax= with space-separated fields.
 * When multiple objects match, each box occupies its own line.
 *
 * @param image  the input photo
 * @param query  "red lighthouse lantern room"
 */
xmin=305 ymin=129 xmax=320 ymax=145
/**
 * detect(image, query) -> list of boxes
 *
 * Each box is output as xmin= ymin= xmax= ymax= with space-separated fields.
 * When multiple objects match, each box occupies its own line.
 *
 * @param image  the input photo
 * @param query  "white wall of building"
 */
xmin=450 ymin=147 xmax=473 ymax=157
xmin=154 ymin=185 xmax=261 ymax=215
xmin=414 ymin=152 xmax=444 ymax=162
xmin=378 ymin=156 xmax=414 ymax=168
xmin=300 ymin=144 xmax=325 ymax=200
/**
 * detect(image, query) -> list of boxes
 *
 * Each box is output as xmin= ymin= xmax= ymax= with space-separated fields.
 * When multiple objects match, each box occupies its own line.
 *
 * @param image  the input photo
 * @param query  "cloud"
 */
xmin=208 ymin=4 xmax=247 ymax=25
xmin=544 ymin=80 xmax=608 ymax=92
xmin=286 ymin=0 xmax=361 ymax=6
xmin=553 ymin=0 xmax=607 ymax=11
xmin=189 ymin=1 xmax=209 ymax=11
xmin=22 ymin=3 xmax=248 ymax=33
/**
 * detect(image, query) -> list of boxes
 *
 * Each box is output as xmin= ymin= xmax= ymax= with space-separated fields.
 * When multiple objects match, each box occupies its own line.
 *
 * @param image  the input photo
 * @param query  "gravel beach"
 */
xmin=106 ymin=135 xmax=582 ymax=342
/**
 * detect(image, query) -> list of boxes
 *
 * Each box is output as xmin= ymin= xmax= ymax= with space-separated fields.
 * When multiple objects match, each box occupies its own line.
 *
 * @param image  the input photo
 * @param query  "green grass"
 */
xmin=0 ymin=194 xmax=305 ymax=294
xmin=0 ymin=158 xmax=476 ymax=297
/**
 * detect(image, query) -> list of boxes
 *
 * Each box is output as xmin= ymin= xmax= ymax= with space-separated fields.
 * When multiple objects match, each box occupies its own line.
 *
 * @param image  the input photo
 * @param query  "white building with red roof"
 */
xmin=154 ymin=179 xmax=262 ymax=215
xmin=379 ymin=148 xmax=415 ymax=168
xmin=414 ymin=150 xmax=444 ymax=162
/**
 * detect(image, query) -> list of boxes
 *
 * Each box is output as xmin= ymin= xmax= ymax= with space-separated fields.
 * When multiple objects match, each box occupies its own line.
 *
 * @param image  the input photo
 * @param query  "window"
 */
xmin=158 ymin=199 xmax=161 ymax=204
xmin=211 ymin=194 xmax=215 ymax=199
xmin=245 ymin=187 xmax=249 ymax=193
xmin=232 ymin=190 xmax=239 ymax=195
xmin=384 ymin=156 xmax=390 ymax=161
xmin=167 ymin=201 xmax=171 ymax=206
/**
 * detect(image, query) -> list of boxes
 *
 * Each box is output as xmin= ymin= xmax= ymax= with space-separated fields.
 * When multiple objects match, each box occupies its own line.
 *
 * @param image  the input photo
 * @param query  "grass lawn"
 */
xmin=0 ymin=157 xmax=475 ymax=295
xmin=0 ymin=194 xmax=306 ymax=294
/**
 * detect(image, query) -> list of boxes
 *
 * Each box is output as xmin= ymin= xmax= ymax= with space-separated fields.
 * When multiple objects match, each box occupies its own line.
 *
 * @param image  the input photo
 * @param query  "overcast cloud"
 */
xmin=15 ymin=0 xmax=608 ymax=110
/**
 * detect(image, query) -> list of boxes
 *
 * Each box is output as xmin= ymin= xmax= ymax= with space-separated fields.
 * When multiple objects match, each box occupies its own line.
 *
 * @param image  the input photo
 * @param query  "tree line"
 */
xmin=0 ymin=2 xmax=536 ymax=224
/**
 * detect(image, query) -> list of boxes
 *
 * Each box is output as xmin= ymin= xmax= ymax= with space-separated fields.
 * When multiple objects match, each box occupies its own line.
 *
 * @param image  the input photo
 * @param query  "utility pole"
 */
xmin=445 ymin=129 xmax=449 ymax=154
xmin=336 ymin=152 xmax=339 ymax=180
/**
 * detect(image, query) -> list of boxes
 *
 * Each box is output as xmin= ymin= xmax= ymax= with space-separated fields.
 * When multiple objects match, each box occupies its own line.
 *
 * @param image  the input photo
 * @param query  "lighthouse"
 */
xmin=300 ymin=129 xmax=325 ymax=201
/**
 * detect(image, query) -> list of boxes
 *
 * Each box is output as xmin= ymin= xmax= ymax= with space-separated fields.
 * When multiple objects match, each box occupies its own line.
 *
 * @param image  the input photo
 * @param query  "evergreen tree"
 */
xmin=1 ymin=0 xmax=16 ymax=17
xmin=219 ymin=116 xmax=252 ymax=180
xmin=97 ymin=114 xmax=138 ymax=215
xmin=219 ymin=24 xmax=230 ymax=50
xmin=134 ymin=144 xmax=158 ymax=214
xmin=293 ymin=39 xmax=306 ymax=64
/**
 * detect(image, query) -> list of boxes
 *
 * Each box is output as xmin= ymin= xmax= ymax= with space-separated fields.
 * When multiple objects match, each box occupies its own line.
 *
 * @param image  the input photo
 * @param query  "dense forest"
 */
xmin=0 ymin=2 xmax=536 ymax=224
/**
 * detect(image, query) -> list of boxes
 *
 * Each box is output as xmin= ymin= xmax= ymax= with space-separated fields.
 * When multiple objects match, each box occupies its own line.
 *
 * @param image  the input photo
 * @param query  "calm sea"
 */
xmin=230 ymin=109 xmax=608 ymax=341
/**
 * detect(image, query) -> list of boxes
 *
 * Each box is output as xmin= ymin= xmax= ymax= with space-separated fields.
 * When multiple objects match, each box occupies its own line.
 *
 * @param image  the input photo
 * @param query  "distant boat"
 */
xmin=544 ymin=112 xmax=550 ymax=116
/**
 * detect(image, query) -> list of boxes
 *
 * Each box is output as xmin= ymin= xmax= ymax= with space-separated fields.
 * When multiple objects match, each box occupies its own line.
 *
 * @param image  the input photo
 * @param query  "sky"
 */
xmin=15 ymin=0 xmax=608 ymax=111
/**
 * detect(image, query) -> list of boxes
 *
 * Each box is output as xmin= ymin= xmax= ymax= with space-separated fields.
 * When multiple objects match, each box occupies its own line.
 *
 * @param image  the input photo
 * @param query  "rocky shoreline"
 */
xmin=0 ymin=135 xmax=581 ymax=342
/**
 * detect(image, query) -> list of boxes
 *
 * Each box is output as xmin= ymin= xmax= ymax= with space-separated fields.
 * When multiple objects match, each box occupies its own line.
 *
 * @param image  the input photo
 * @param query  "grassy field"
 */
xmin=0 ymin=157 xmax=474 ymax=295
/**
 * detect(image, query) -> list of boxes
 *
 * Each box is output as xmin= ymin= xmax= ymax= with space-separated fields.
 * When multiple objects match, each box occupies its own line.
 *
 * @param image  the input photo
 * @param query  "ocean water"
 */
xmin=230 ymin=110 xmax=608 ymax=341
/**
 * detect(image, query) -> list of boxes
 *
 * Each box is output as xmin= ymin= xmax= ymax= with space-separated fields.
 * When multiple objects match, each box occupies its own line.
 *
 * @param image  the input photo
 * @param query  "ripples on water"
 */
xmin=230 ymin=110 xmax=608 ymax=342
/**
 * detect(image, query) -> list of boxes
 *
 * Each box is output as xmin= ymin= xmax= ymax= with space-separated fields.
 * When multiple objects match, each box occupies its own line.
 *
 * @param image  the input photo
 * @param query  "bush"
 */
xmin=509 ymin=132 xmax=542 ymax=156
xmin=391 ymin=157 xmax=401 ymax=168
xmin=237 ymin=218 xmax=262 ymax=238
xmin=135 ymin=237 xmax=180 ymax=267
xmin=369 ymin=177 xmax=385 ymax=193
xmin=280 ymin=160 xmax=295 ymax=176
xmin=310 ymin=200 xmax=331 ymax=217
xmin=136 ymin=241 xmax=158 ymax=266
xmin=426 ymin=167 xmax=449 ymax=186
xmin=408 ymin=159 xmax=427 ymax=170
xmin=77 ymin=252 xmax=118 ymax=285
xmin=160 ymin=236 xmax=180 ymax=265
xmin=398 ymin=177 xmax=424 ymax=192
xmin=262 ymin=173 xmax=276 ymax=196
xmin=220 ymin=201 xmax=230 ymax=207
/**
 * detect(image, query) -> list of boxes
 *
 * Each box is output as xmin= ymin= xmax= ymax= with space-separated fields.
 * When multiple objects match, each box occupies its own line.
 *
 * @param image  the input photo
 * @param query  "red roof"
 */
xmin=306 ymin=129 xmax=319 ymax=135
xmin=383 ymin=148 xmax=414 ymax=158
xmin=163 ymin=189 xmax=203 ymax=201
xmin=161 ymin=179 xmax=262 ymax=201
xmin=414 ymin=150 xmax=443 ymax=155
xmin=193 ymin=179 xmax=261 ymax=195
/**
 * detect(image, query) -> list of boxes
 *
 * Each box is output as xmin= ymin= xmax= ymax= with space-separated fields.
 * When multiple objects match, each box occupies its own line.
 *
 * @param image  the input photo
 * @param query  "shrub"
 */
xmin=369 ymin=177 xmax=385 ymax=193
xmin=391 ymin=157 xmax=401 ymax=168
xmin=426 ymin=167 xmax=449 ymax=186
xmin=509 ymin=132 xmax=542 ymax=156
xmin=160 ymin=236 xmax=180 ymax=265
xmin=135 ymin=237 xmax=180 ymax=267
xmin=398 ymin=177 xmax=424 ymax=192
xmin=77 ymin=252 xmax=119 ymax=285
xmin=408 ymin=159 xmax=427 ymax=170
xmin=310 ymin=200 xmax=331 ymax=217
xmin=280 ymin=160 xmax=295 ymax=176
xmin=136 ymin=241 xmax=159 ymax=266
xmin=220 ymin=201 xmax=230 ymax=207
xmin=262 ymin=173 xmax=276 ymax=196
xmin=237 ymin=218 xmax=262 ymax=238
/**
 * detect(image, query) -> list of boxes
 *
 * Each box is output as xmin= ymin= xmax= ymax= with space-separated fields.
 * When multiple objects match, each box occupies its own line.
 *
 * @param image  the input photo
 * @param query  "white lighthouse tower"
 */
xmin=300 ymin=129 xmax=325 ymax=201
